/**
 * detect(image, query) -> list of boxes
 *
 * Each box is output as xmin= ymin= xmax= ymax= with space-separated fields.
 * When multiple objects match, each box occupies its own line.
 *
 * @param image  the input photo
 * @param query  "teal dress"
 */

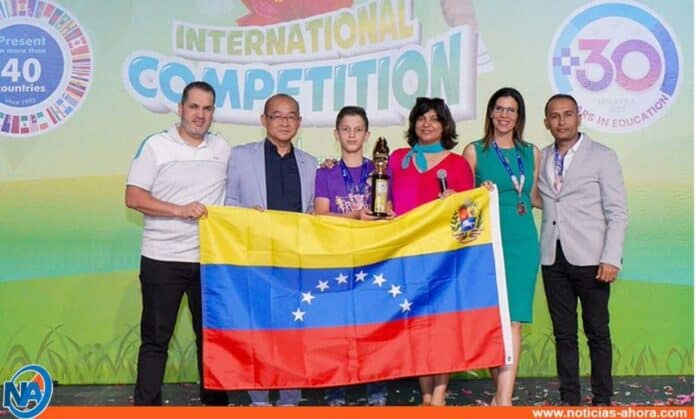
xmin=472 ymin=139 xmax=539 ymax=323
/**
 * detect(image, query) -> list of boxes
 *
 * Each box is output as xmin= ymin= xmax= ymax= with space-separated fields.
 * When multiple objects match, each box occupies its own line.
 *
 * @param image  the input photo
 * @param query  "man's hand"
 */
xmin=176 ymin=202 xmax=208 ymax=220
xmin=596 ymin=263 xmax=619 ymax=283
xmin=320 ymin=158 xmax=338 ymax=169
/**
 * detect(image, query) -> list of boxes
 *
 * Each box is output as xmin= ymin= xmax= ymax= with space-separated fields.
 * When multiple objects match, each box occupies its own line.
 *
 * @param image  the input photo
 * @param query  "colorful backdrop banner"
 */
xmin=0 ymin=0 xmax=692 ymax=386
xmin=199 ymin=188 xmax=513 ymax=389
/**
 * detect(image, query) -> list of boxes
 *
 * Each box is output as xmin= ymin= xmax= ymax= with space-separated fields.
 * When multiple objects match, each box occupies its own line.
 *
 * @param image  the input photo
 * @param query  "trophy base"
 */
xmin=369 ymin=211 xmax=388 ymax=218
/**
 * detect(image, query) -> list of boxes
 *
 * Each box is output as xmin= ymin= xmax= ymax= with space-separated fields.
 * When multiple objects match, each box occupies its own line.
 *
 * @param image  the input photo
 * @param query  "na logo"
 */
xmin=2 ymin=364 xmax=53 ymax=418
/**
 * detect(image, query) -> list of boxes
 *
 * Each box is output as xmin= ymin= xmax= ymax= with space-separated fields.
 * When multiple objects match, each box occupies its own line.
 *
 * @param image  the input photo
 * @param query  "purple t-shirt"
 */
xmin=315 ymin=160 xmax=375 ymax=214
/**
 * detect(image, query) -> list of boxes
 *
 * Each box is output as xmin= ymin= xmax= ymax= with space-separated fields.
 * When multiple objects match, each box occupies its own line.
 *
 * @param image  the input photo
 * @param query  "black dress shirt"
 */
xmin=264 ymin=138 xmax=303 ymax=212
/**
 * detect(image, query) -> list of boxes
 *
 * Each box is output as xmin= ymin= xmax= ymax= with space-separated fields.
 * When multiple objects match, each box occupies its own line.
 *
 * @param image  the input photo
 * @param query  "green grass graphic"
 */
xmin=0 ymin=273 xmax=692 ymax=383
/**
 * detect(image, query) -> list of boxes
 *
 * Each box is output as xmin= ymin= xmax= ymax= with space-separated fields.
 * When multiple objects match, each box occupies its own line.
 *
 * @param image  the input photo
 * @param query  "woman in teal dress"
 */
xmin=463 ymin=87 xmax=540 ymax=406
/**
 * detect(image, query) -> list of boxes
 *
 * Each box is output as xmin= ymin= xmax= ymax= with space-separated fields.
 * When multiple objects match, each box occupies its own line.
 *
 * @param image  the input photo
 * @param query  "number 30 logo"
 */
xmin=549 ymin=1 xmax=681 ymax=133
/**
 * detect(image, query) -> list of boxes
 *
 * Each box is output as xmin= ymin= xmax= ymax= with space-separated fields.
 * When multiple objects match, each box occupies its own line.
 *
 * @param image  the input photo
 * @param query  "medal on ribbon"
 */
xmin=491 ymin=141 xmax=527 ymax=216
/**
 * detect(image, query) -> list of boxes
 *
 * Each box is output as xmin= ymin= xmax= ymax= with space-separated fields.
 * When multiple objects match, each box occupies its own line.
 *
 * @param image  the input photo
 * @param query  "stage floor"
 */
xmin=36 ymin=376 xmax=694 ymax=407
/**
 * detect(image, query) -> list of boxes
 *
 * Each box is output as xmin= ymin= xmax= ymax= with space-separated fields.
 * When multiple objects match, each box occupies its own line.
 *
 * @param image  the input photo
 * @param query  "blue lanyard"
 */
xmin=339 ymin=159 xmax=369 ymax=195
xmin=553 ymin=145 xmax=564 ymax=180
xmin=491 ymin=140 xmax=525 ymax=196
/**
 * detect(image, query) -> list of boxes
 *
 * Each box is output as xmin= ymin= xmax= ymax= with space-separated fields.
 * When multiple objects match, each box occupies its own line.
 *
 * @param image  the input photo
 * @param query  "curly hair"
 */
xmin=405 ymin=97 xmax=458 ymax=150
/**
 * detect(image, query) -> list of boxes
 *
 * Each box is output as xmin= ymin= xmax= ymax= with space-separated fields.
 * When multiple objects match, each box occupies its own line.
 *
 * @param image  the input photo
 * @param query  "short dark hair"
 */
xmin=483 ymin=87 xmax=527 ymax=149
xmin=181 ymin=81 xmax=216 ymax=105
xmin=264 ymin=93 xmax=300 ymax=115
xmin=406 ymin=97 xmax=458 ymax=149
xmin=544 ymin=93 xmax=578 ymax=116
xmin=335 ymin=106 xmax=369 ymax=131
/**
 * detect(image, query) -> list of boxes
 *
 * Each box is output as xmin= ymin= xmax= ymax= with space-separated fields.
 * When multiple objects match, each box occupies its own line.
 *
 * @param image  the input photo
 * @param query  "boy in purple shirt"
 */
xmin=316 ymin=106 xmax=376 ymax=219
xmin=314 ymin=106 xmax=389 ymax=405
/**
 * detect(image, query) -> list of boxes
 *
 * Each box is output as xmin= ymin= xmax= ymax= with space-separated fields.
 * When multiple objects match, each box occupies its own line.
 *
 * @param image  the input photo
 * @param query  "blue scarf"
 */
xmin=401 ymin=142 xmax=445 ymax=171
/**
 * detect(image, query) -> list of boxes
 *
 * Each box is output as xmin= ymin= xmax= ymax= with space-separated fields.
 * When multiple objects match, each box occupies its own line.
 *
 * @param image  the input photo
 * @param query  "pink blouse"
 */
xmin=388 ymin=147 xmax=475 ymax=216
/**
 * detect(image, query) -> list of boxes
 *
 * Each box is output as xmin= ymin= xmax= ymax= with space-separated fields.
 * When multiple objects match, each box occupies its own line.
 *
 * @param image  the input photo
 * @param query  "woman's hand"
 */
xmin=481 ymin=180 xmax=496 ymax=191
xmin=440 ymin=188 xmax=456 ymax=199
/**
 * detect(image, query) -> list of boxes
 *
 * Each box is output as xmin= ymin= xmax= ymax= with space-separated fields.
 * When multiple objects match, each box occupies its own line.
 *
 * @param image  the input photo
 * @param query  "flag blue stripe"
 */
xmin=202 ymin=244 xmax=499 ymax=330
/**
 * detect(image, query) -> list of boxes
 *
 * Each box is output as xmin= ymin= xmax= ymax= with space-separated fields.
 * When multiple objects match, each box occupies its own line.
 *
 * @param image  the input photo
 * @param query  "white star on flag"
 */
xmin=388 ymin=284 xmax=402 ymax=298
xmin=462 ymin=218 xmax=475 ymax=230
xmin=335 ymin=273 xmax=348 ymax=284
xmin=300 ymin=270 xmax=410 ymax=322
xmin=372 ymin=273 xmax=386 ymax=287
xmin=355 ymin=270 xmax=367 ymax=282
xmin=292 ymin=308 xmax=306 ymax=321
xmin=301 ymin=291 xmax=315 ymax=304
xmin=316 ymin=280 xmax=329 ymax=292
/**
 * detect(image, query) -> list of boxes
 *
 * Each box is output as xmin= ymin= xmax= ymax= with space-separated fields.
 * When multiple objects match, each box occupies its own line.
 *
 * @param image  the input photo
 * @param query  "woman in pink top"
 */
xmin=389 ymin=97 xmax=474 ymax=215
xmin=387 ymin=97 xmax=474 ymax=405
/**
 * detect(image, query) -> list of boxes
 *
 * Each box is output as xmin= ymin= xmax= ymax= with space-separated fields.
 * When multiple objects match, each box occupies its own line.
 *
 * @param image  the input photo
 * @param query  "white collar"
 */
xmin=569 ymin=133 xmax=584 ymax=154
xmin=170 ymin=124 xmax=209 ymax=148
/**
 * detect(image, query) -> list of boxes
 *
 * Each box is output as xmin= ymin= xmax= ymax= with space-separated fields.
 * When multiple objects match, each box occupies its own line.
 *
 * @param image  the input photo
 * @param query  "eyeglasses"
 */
xmin=493 ymin=105 xmax=518 ymax=115
xmin=265 ymin=113 xmax=300 ymax=123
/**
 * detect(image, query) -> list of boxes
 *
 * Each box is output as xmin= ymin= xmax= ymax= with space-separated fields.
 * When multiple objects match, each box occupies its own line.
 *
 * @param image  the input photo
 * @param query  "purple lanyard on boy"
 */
xmin=339 ymin=159 xmax=369 ymax=195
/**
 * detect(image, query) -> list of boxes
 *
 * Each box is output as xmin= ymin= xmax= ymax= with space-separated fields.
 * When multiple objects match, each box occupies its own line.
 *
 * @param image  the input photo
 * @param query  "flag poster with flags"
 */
xmin=200 ymin=187 xmax=512 ymax=390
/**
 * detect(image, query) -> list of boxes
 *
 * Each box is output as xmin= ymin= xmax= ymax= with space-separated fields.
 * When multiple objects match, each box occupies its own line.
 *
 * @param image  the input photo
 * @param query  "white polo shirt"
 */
xmin=127 ymin=125 xmax=230 ymax=262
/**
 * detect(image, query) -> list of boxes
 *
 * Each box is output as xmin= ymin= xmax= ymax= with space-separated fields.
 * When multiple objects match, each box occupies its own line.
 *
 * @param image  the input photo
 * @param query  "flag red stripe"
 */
xmin=203 ymin=307 xmax=504 ymax=390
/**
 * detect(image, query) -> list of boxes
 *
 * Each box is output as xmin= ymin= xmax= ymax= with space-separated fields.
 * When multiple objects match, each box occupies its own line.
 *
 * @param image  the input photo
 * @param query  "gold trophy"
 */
xmin=370 ymin=137 xmax=390 ymax=217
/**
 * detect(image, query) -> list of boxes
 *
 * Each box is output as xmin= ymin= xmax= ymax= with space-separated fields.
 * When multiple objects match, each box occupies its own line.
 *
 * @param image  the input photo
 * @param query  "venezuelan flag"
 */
xmin=200 ymin=187 xmax=512 ymax=390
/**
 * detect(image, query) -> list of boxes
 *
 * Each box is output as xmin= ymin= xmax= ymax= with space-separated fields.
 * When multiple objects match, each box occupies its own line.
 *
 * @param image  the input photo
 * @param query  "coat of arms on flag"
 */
xmin=200 ymin=187 xmax=512 ymax=390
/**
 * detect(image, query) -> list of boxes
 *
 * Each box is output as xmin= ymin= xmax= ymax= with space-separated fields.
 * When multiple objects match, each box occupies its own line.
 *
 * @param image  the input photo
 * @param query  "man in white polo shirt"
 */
xmin=125 ymin=81 xmax=230 ymax=406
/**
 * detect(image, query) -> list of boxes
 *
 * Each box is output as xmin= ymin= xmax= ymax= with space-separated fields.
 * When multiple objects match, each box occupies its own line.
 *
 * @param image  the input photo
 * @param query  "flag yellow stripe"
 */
xmin=200 ymin=187 xmax=493 ymax=268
